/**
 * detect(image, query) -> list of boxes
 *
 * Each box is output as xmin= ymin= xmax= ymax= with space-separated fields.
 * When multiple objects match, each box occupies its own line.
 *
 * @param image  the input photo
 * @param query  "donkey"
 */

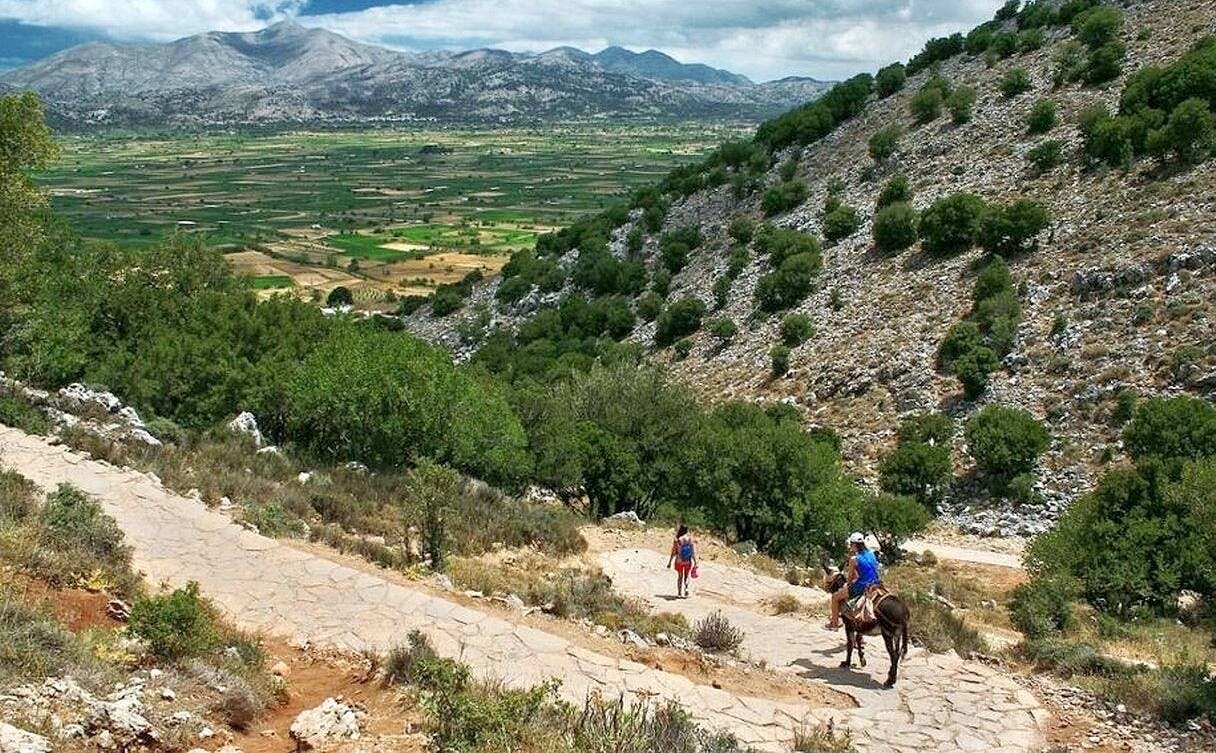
xmin=822 ymin=568 xmax=910 ymax=688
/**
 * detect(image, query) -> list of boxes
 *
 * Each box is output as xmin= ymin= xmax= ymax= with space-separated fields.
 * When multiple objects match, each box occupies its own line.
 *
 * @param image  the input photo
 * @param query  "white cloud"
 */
xmin=0 ymin=0 xmax=1006 ymax=80
xmin=0 ymin=0 xmax=304 ymax=40
xmin=304 ymin=0 xmax=1006 ymax=81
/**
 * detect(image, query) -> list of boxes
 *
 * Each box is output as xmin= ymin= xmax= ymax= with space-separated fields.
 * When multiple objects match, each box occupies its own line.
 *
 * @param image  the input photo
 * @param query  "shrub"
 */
xmin=659 ymin=241 xmax=690 ymax=274
xmin=1122 ymin=396 xmax=1216 ymax=463
xmin=1074 ymin=5 xmax=1123 ymax=49
xmin=954 ymin=345 xmax=1001 ymax=399
xmin=761 ymin=180 xmax=809 ymax=216
xmin=876 ymin=174 xmax=912 ymax=210
xmin=707 ymin=317 xmax=738 ymax=343
xmin=876 ymin=63 xmax=907 ymax=98
xmin=325 ymin=286 xmax=353 ymax=307
xmin=879 ymin=441 xmax=952 ymax=509
xmin=726 ymin=245 xmax=749 ymax=279
xmin=635 ymin=292 xmax=663 ymax=322
xmin=823 ymin=204 xmax=861 ymax=243
xmin=770 ymin=345 xmax=792 ymax=377
xmin=0 ymin=471 xmax=37 ymax=524
xmin=965 ymin=405 xmax=1051 ymax=489
xmin=429 ymin=285 xmax=464 ymax=317
xmin=873 ymin=202 xmax=919 ymax=255
xmin=755 ymin=252 xmax=820 ymax=313
xmin=1027 ymin=139 xmax=1065 ymax=170
xmin=0 ymin=391 xmax=50 ymax=435
xmin=129 ymin=582 xmax=218 ymax=660
xmin=42 ymin=484 xmax=129 ymax=567
xmin=868 ymin=126 xmax=902 ymax=161
xmin=793 ymin=722 xmax=856 ymax=753
xmin=1147 ymin=98 xmax=1216 ymax=165
xmin=1026 ymin=99 xmax=1058 ymax=133
xmin=654 ymin=297 xmax=706 ymax=347
xmin=907 ymin=34 xmax=965 ymax=77
xmin=568 ymin=696 xmax=754 ymax=753
xmin=1010 ymin=575 xmax=1078 ymax=638
xmin=988 ymin=31 xmax=1019 ymax=60
xmin=947 ymin=86 xmax=977 ymax=124
xmin=755 ymin=226 xmax=822 ymax=265
xmin=673 ymin=339 xmax=693 ymax=360
xmin=728 ymin=216 xmax=755 ymax=245
xmin=910 ymin=86 xmax=945 ymax=124
xmin=1018 ymin=28 xmax=1047 ymax=53
xmin=1001 ymin=68 xmax=1034 ymax=98
xmin=780 ymin=314 xmax=814 ymax=347
xmin=979 ymin=199 xmax=1051 ymax=255
xmin=693 ymin=611 xmax=744 ymax=652
xmin=1084 ymin=42 xmax=1126 ymax=85
xmin=384 ymin=630 xmax=440 ymax=687
xmin=919 ymin=193 xmax=987 ymax=256
xmin=712 ymin=275 xmax=731 ymax=310
xmin=284 ymin=330 xmax=530 ymax=487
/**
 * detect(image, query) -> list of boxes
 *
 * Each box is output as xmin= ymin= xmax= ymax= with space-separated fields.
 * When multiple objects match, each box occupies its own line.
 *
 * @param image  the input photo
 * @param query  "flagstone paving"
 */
xmin=1 ymin=425 xmax=1049 ymax=752
xmin=599 ymin=548 xmax=1048 ymax=753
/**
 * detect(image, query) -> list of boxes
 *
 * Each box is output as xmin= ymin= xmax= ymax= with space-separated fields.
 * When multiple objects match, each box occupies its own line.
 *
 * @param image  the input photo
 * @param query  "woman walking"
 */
xmin=667 ymin=525 xmax=697 ymax=598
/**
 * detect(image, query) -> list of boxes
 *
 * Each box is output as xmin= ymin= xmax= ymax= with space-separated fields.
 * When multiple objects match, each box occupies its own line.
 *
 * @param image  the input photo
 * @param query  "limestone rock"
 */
xmin=0 ymin=723 xmax=52 ymax=753
xmin=227 ymin=411 xmax=264 ymax=446
xmin=289 ymin=698 xmax=361 ymax=750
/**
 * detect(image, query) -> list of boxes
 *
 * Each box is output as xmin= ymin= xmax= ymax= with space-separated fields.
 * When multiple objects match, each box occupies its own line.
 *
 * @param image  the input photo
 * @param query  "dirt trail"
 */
xmin=591 ymin=532 xmax=1049 ymax=753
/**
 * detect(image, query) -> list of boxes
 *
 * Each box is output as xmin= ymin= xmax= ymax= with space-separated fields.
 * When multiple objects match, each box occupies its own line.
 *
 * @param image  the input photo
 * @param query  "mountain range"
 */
xmin=0 ymin=21 xmax=833 ymax=127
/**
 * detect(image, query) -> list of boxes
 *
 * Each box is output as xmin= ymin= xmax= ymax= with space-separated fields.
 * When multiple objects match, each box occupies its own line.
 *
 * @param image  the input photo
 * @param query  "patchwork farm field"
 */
xmin=39 ymin=125 xmax=745 ymax=307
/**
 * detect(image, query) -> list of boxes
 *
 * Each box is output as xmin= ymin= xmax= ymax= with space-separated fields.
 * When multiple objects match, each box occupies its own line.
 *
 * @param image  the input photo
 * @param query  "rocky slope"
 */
xmin=1 ymin=21 xmax=833 ymax=127
xmin=411 ymin=0 xmax=1216 ymax=537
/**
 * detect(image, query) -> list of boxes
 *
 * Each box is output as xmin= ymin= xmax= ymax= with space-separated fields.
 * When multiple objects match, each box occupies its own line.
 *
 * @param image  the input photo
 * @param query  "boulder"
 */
xmin=86 ymin=696 xmax=155 ymax=744
xmin=607 ymin=510 xmax=644 ymax=527
xmin=289 ymin=698 xmax=361 ymax=750
xmin=0 ymin=723 xmax=52 ymax=753
xmin=58 ymin=383 xmax=122 ymax=412
xmin=227 ymin=411 xmax=263 ymax=446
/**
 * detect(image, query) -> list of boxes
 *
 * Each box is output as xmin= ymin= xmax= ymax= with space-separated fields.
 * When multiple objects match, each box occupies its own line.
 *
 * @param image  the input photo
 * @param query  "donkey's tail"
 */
xmin=901 ymin=618 xmax=909 ymax=658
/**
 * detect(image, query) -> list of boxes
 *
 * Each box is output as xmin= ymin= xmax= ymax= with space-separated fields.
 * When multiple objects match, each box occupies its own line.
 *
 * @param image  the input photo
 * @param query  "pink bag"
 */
xmin=690 ymin=565 xmax=699 ymax=579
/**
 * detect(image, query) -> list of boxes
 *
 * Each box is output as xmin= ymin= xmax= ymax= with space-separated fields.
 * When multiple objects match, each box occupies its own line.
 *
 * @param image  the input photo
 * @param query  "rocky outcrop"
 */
xmin=0 ymin=723 xmax=51 ymax=753
xmin=289 ymin=698 xmax=362 ymax=750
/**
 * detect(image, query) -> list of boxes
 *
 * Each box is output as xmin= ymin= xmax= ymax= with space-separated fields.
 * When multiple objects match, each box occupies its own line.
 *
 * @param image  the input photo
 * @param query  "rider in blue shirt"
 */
xmin=827 ymin=532 xmax=881 ymax=630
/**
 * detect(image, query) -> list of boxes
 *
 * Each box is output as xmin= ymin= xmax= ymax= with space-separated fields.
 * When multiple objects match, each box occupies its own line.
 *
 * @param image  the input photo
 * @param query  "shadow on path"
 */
xmin=792 ymin=659 xmax=886 ymax=691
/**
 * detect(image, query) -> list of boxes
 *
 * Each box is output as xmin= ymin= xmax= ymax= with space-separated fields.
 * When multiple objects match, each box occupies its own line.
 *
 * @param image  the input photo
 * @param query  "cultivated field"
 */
xmin=39 ymin=125 xmax=744 ymax=306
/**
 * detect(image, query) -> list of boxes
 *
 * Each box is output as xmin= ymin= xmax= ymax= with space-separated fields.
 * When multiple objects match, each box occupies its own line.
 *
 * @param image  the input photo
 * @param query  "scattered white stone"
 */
xmin=58 ymin=383 xmax=121 ymax=412
xmin=159 ymin=688 xmax=176 ymax=701
xmin=256 ymin=445 xmax=282 ymax=456
xmin=297 ymin=471 xmax=313 ymax=484
xmin=227 ymin=411 xmax=263 ymax=446
xmin=289 ymin=698 xmax=361 ymax=750
xmin=617 ymin=629 xmax=648 ymax=649
xmin=607 ymin=510 xmax=644 ymax=527
xmin=0 ymin=722 xmax=52 ymax=753
xmin=86 ymin=695 xmax=154 ymax=744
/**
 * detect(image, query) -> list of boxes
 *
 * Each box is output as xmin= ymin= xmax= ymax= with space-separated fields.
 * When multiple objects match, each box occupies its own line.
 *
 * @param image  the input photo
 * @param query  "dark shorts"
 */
xmin=848 ymin=582 xmax=867 ymax=599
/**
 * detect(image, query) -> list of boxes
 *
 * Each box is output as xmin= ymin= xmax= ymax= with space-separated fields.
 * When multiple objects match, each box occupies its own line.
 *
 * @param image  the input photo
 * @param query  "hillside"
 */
xmin=407 ymin=0 xmax=1216 ymax=537
xmin=0 ymin=21 xmax=833 ymax=127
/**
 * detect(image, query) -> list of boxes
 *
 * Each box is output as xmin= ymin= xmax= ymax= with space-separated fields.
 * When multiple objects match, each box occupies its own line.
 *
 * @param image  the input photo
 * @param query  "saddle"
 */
xmin=845 ymin=583 xmax=891 ymax=625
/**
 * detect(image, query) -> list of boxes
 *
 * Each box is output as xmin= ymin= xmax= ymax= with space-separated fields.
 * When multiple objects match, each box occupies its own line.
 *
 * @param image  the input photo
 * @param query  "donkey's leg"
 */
xmin=856 ymin=633 xmax=866 ymax=667
xmin=882 ymin=629 xmax=900 ymax=688
xmin=839 ymin=623 xmax=854 ymax=669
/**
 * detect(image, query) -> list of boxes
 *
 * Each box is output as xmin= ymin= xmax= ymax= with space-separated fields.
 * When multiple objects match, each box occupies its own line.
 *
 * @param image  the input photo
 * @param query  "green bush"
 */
xmin=965 ymin=405 xmax=1050 ymax=490
xmin=919 ymin=192 xmax=987 ymax=256
xmin=712 ymin=276 xmax=731 ymax=310
xmin=1147 ymin=98 xmax=1216 ymax=165
xmin=954 ymin=346 xmax=1001 ymax=399
xmin=873 ymin=202 xmax=919 ymax=255
xmin=876 ymin=174 xmax=912 ymax=209
xmin=761 ymin=180 xmax=809 ymax=216
xmin=879 ymin=441 xmax=952 ymax=509
xmin=868 ymin=126 xmax=902 ymax=161
xmin=283 ymin=330 xmax=530 ymax=487
xmin=42 ymin=484 xmax=129 ymax=565
xmin=1084 ymin=42 xmax=1126 ymax=85
xmin=728 ymin=216 xmax=755 ymax=245
xmin=325 ymin=286 xmax=353 ymax=307
xmin=876 ymin=63 xmax=907 ymax=98
xmin=1018 ymin=28 xmax=1047 ymax=53
xmin=910 ymin=86 xmax=945 ymax=125
xmin=823 ymin=204 xmax=861 ymax=243
xmin=899 ymin=413 xmax=954 ymax=446
xmin=635 ymin=292 xmax=663 ymax=322
xmin=780 ymin=314 xmax=814 ymax=347
xmin=1123 ymin=396 xmax=1216 ymax=464
xmin=1010 ymin=575 xmax=1078 ymax=638
xmin=1074 ymin=5 xmax=1123 ymax=49
xmin=0 ymin=470 xmax=37 ymax=524
xmin=129 ymin=582 xmax=218 ymax=660
xmin=654 ymin=297 xmax=706 ymax=347
xmin=1027 ymin=139 xmax=1065 ymax=170
xmin=726 ymin=245 xmax=749 ymax=279
xmin=1025 ymin=99 xmax=1058 ymax=134
xmin=755 ymin=226 xmax=822 ymax=265
xmin=770 ymin=345 xmax=791 ymax=377
xmin=707 ymin=317 xmax=738 ymax=343
xmin=1001 ymin=68 xmax=1034 ymax=98
xmin=979 ymin=199 xmax=1051 ymax=255
xmin=0 ymin=390 xmax=50 ymax=435
xmin=907 ymin=34 xmax=965 ymax=76
xmin=754 ymin=252 xmax=820 ymax=313
xmin=693 ymin=611 xmax=745 ymax=652
xmin=947 ymin=86 xmax=977 ymax=125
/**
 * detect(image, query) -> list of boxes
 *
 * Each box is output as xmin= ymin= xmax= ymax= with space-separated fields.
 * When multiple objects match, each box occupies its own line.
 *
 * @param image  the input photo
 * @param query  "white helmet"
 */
xmin=847 ymin=532 xmax=865 ymax=545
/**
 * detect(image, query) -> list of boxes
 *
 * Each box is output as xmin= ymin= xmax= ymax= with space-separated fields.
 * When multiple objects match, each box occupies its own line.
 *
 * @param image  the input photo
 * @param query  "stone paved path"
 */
xmin=1 ymin=426 xmax=1051 ymax=752
xmin=0 ymin=426 xmax=819 ymax=750
xmin=599 ymin=548 xmax=1049 ymax=753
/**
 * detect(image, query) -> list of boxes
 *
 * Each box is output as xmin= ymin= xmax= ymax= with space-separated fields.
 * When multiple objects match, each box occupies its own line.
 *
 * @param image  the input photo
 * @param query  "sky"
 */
xmin=0 ymin=0 xmax=1006 ymax=81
